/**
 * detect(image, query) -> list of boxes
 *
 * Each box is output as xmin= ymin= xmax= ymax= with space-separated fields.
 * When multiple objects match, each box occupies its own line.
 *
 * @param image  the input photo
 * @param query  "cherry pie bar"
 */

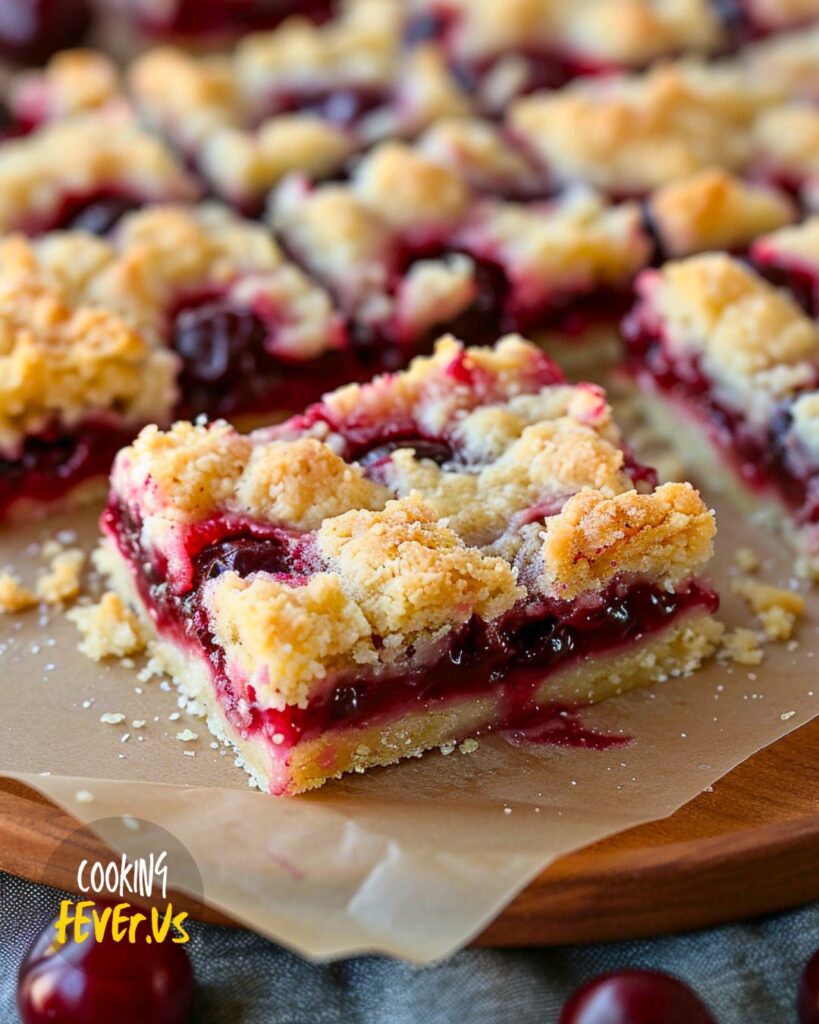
xmin=623 ymin=252 xmax=819 ymax=576
xmin=128 ymin=0 xmax=472 ymax=210
xmin=0 ymin=203 xmax=346 ymax=519
xmin=407 ymin=0 xmax=726 ymax=111
xmin=95 ymin=335 xmax=721 ymax=793
xmin=0 ymin=109 xmax=199 ymax=236
xmin=269 ymin=140 xmax=652 ymax=360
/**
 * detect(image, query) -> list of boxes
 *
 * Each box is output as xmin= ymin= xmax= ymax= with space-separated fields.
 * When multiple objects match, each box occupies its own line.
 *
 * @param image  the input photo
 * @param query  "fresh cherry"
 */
xmin=0 ymin=0 xmax=92 ymax=64
xmin=17 ymin=902 xmax=195 ymax=1024
xmin=799 ymin=949 xmax=819 ymax=1023
xmin=559 ymin=969 xmax=716 ymax=1024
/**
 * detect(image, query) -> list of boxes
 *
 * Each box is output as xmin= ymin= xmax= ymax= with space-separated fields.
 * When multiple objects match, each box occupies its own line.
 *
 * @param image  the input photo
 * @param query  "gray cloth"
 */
xmin=1 ymin=870 xmax=813 ymax=1022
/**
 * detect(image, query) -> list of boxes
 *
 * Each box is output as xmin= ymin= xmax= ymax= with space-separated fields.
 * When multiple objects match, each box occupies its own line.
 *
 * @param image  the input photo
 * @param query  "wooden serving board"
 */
xmin=3 ymin=717 xmax=819 ymax=947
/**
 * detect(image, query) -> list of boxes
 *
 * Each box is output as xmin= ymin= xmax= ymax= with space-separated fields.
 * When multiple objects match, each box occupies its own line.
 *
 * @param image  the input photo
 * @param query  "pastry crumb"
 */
xmin=720 ymin=627 xmax=764 ymax=665
xmin=0 ymin=572 xmax=37 ymax=613
xmin=734 ymin=547 xmax=759 ymax=573
xmin=68 ymin=592 xmax=146 ymax=661
xmin=176 ymin=729 xmax=198 ymax=742
xmin=459 ymin=738 xmax=479 ymax=754
xmin=36 ymin=547 xmax=85 ymax=605
xmin=732 ymin=579 xmax=805 ymax=641
xmin=100 ymin=712 xmax=125 ymax=725
xmin=781 ymin=710 xmax=796 ymax=721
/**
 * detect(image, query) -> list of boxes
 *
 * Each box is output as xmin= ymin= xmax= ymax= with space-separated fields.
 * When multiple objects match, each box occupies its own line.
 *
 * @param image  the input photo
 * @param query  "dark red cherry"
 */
xmin=799 ymin=948 xmax=819 ymax=1023
xmin=559 ymin=969 xmax=716 ymax=1024
xmin=0 ymin=0 xmax=92 ymax=64
xmin=172 ymin=299 xmax=281 ymax=417
xmin=17 ymin=902 xmax=195 ymax=1024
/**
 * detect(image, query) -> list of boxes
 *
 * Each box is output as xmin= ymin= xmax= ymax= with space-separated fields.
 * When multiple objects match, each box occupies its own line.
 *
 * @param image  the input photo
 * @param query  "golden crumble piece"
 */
xmin=0 ymin=572 xmax=36 ymax=613
xmin=720 ymin=627 xmax=765 ymax=665
xmin=206 ymin=570 xmax=375 ymax=709
xmin=732 ymin=579 xmax=805 ymax=641
xmin=112 ymin=421 xmax=253 ymax=521
xmin=647 ymin=254 xmax=819 ymax=380
xmin=650 ymin=169 xmax=795 ymax=258
xmin=539 ymin=482 xmax=716 ymax=600
xmin=317 ymin=496 xmax=523 ymax=636
xmin=36 ymin=548 xmax=85 ymax=605
xmin=232 ymin=437 xmax=390 ymax=530
xmin=67 ymin=592 xmax=147 ymax=662
xmin=734 ymin=547 xmax=760 ymax=574
xmin=12 ymin=49 xmax=120 ymax=123
xmin=352 ymin=141 xmax=471 ymax=233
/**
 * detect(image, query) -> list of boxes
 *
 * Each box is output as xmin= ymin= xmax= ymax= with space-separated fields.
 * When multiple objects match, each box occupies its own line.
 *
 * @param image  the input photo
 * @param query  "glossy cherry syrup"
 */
xmin=799 ymin=949 xmax=819 ymax=1023
xmin=170 ymin=296 xmax=352 ymax=418
xmin=0 ymin=421 xmax=134 ymax=519
xmin=0 ymin=0 xmax=92 ymax=63
xmin=17 ymin=903 xmax=194 ymax=1024
xmin=559 ymin=970 xmax=716 ymax=1024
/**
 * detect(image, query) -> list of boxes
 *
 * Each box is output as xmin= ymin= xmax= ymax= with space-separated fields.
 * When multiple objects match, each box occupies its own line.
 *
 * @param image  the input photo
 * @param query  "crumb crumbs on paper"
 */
xmin=734 ymin=547 xmax=760 ymax=574
xmin=36 ymin=548 xmax=85 ymax=605
xmin=459 ymin=738 xmax=479 ymax=754
xmin=732 ymin=579 xmax=805 ymax=641
xmin=781 ymin=710 xmax=796 ymax=721
xmin=176 ymin=729 xmax=198 ymax=742
xmin=720 ymin=627 xmax=764 ymax=665
xmin=100 ymin=712 xmax=125 ymax=725
xmin=0 ymin=572 xmax=36 ymax=613
xmin=67 ymin=592 xmax=146 ymax=661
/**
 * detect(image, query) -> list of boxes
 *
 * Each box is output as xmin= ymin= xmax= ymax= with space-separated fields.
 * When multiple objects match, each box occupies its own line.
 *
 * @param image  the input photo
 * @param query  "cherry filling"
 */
xmin=262 ymin=87 xmax=386 ymax=129
xmin=622 ymin=306 xmax=819 ymax=523
xmin=751 ymin=246 xmax=819 ymax=317
xmin=104 ymin=499 xmax=718 ymax=757
xmin=137 ymin=0 xmax=336 ymax=38
xmin=169 ymin=296 xmax=356 ymax=419
xmin=0 ymin=421 xmax=135 ymax=518
xmin=21 ymin=191 xmax=143 ymax=236
xmin=0 ymin=0 xmax=92 ymax=64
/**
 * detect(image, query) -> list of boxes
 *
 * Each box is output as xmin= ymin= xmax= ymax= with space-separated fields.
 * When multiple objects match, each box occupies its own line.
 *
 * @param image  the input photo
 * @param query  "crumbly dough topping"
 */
xmin=0 ymin=110 xmax=199 ymax=234
xmin=509 ymin=62 xmax=767 ymax=193
xmin=753 ymin=214 xmax=819 ymax=267
xmin=455 ymin=188 xmax=651 ymax=293
xmin=732 ymin=578 xmax=805 ymax=641
xmin=0 ymin=572 xmax=37 ymax=613
xmin=636 ymin=254 xmax=819 ymax=416
xmin=11 ymin=50 xmax=121 ymax=124
xmin=0 ymin=235 xmax=178 ymax=454
xmin=650 ymin=169 xmax=795 ymax=258
xmin=111 ymin=336 xmax=716 ymax=707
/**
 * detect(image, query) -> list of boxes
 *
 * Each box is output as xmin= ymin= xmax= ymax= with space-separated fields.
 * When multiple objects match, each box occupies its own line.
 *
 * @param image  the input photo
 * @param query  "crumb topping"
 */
xmin=67 ymin=591 xmax=147 ymax=661
xmin=12 ymin=50 xmax=121 ymax=124
xmin=732 ymin=578 xmax=805 ymax=640
xmin=509 ymin=63 xmax=765 ymax=193
xmin=650 ymin=169 xmax=795 ymax=258
xmin=637 ymin=254 xmax=819 ymax=414
xmin=36 ymin=547 xmax=85 ymax=604
xmin=538 ymin=482 xmax=716 ymax=600
xmin=0 ymin=572 xmax=36 ymax=613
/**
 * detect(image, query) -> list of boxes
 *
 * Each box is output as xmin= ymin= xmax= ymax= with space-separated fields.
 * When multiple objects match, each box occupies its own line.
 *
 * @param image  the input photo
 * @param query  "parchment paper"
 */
xmin=1 ymin=470 xmax=818 ymax=962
